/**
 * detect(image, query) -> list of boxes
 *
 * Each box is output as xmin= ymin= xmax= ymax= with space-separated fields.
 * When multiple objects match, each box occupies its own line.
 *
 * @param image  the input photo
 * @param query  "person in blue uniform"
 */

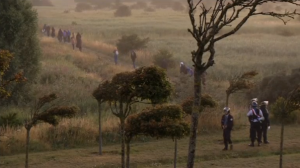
xmin=221 ymin=107 xmax=233 ymax=151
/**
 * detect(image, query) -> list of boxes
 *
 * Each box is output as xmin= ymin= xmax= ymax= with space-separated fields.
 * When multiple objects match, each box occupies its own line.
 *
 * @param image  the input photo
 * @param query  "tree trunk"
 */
xmin=174 ymin=139 xmax=177 ymax=168
xmin=126 ymin=141 xmax=130 ymax=168
xmin=120 ymin=118 xmax=125 ymax=168
xmin=98 ymin=101 xmax=102 ymax=155
xmin=25 ymin=127 xmax=31 ymax=168
xmin=187 ymin=67 xmax=202 ymax=168
xmin=226 ymin=92 xmax=230 ymax=107
xmin=279 ymin=122 xmax=284 ymax=168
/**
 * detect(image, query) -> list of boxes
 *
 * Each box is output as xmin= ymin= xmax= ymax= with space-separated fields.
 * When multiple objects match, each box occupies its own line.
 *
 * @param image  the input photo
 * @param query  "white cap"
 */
xmin=223 ymin=107 xmax=230 ymax=112
xmin=251 ymin=98 xmax=258 ymax=102
xmin=180 ymin=62 xmax=184 ymax=65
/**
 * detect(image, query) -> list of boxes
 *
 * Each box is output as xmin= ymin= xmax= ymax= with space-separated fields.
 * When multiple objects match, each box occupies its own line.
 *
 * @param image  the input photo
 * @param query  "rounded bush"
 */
xmin=114 ymin=5 xmax=132 ymax=17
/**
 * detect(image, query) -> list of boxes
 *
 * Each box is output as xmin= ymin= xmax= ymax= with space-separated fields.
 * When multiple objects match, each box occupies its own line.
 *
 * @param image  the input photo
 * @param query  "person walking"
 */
xmin=71 ymin=33 xmax=76 ymax=50
xmin=113 ymin=48 xmax=119 ymax=65
xmin=247 ymin=101 xmax=264 ymax=147
xmin=51 ymin=27 xmax=55 ymax=38
xmin=131 ymin=50 xmax=137 ymax=69
xmin=76 ymin=32 xmax=82 ymax=52
xmin=221 ymin=107 xmax=234 ymax=151
xmin=260 ymin=101 xmax=270 ymax=144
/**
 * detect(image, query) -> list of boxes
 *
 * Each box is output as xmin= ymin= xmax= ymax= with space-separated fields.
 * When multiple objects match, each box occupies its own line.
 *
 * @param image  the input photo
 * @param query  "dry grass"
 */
xmin=1 ymin=125 xmax=300 ymax=167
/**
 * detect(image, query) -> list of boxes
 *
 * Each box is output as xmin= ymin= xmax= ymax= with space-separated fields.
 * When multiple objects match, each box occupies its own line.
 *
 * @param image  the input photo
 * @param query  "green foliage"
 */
xmin=152 ymin=49 xmax=176 ymax=70
xmin=126 ymin=105 xmax=190 ymax=139
xmin=0 ymin=112 xmax=22 ymax=128
xmin=133 ymin=66 xmax=172 ymax=104
xmin=181 ymin=94 xmax=217 ymax=115
xmin=271 ymin=87 xmax=300 ymax=124
xmin=116 ymin=34 xmax=149 ymax=54
xmin=271 ymin=97 xmax=296 ymax=124
xmin=93 ymin=66 xmax=172 ymax=106
xmin=114 ymin=5 xmax=132 ymax=17
xmin=0 ymin=0 xmax=41 ymax=104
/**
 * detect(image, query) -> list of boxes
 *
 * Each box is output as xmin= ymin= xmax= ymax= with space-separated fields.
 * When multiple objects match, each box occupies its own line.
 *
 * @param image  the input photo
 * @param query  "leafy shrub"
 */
xmin=271 ymin=97 xmax=298 ymax=124
xmin=152 ymin=49 xmax=176 ymax=70
xmin=75 ymin=2 xmax=92 ymax=12
xmin=30 ymin=0 xmax=53 ymax=6
xmin=144 ymin=7 xmax=155 ymax=12
xmin=248 ymin=68 xmax=300 ymax=103
xmin=114 ymin=5 xmax=132 ymax=17
xmin=116 ymin=34 xmax=149 ymax=54
xmin=0 ymin=113 xmax=23 ymax=128
xmin=71 ymin=21 xmax=78 ymax=25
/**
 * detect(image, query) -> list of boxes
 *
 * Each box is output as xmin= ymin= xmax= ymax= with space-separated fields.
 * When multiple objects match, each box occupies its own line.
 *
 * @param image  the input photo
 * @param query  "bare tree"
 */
xmin=186 ymin=0 xmax=300 ymax=167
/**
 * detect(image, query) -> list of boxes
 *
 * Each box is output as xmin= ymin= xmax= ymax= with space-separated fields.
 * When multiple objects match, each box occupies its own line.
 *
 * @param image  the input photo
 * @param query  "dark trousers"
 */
xmin=223 ymin=128 xmax=232 ymax=149
xmin=261 ymin=124 xmax=268 ymax=142
xmin=250 ymin=122 xmax=262 ymax=143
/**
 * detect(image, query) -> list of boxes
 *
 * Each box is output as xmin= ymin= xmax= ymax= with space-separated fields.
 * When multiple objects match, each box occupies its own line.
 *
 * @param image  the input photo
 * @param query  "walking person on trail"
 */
xmin=113 ymin=48 xmax=119 ymax=65
xmin=51 ymin=27 xmax=55 ymax=38
xmin=131 ymin=50 xmax=137 ymax=69
xmin=58 ymin=29 xmax=63 ymax=42
xmin=221 ymin=107 xmax=234 ymax=151
xmin=76 ymin=32 xmax=82 ymax=52
xmin=180 ymin=62 xmax=188 ymax=74
xmin=247 ymin=101 xmax=264 ymax=147
xmin=71 ymin=33 xmax=76 ymax=50
xmin=260 ymin=101 xmax=270 ymax=144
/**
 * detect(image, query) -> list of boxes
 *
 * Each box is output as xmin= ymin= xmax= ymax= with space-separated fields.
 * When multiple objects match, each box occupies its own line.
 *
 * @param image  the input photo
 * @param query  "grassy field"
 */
xmin=1 ymin=0 xmax=300 ymax=167
xmin=1 ymin=125 xmax=300 ymax=168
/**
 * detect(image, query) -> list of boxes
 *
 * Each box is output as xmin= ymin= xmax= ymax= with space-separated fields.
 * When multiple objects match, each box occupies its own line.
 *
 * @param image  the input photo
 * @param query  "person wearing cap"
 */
xmin=247 ymin=101 xmax=264 ymax=146
xmin=260 ymin=101 xmax=270 ymax=144
xmin=221 ymin=107 xmax=234 ymax=151
xmin=180 ymin=62 xmax=188 ymax=74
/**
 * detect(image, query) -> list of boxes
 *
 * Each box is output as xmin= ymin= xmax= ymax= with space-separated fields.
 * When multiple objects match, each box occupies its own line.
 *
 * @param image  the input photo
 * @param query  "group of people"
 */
xmin=113 ymin=49 xmax=137 ymax=69
xmin=221 ymin=98 xmax=270 ymax=151
xmin=42 ymin=24 xmax=82 ymax=52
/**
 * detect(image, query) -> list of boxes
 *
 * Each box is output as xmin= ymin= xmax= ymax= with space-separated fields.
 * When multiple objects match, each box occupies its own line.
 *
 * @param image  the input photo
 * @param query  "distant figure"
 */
xmin=113 ymin=49 xmax=119 ymax=65
xmin=260 ymin=101 xmax=270 ymax=144
xmin=67 ymin=30 xmax=71 ymax=42
xmin=221 ymin=107 xmax=233 ymax=151
xmin=187 ymin=67 xmax=194 ymax=77
xmin=57 ymin=29 xmax=63 ymax=42
xmin=51 ymin=27 xmax=55 ymax=38
xmin=76 ymin=32 xmax=82 ymax=52
xmin=63 ymin=30 xmax=67 ymax=43
xmin=42 ymin=24 xmax=47 ymax=34
xmin=180 ymin=62 xmax=188 ymax=74
xmin=46 ymin=25 xmax=51 ymax=37
xmin=131 ymin=50 xmax=137 ymax=69
xmin=247 ymin=101 xmax=264 ymax=147
xmin=71 ymin=33 xmax=75 ymax=50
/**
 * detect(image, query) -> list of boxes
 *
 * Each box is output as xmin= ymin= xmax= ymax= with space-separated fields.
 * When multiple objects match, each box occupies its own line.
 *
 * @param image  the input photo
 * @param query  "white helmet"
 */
xmin=223 ymin=107 xmax=230 ymax=113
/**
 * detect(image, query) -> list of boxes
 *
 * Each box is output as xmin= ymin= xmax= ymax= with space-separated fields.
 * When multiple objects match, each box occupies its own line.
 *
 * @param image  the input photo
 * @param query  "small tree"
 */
xmin=181 ymin=94 xmax=217 ymax=116
xmin=152 ymin=49 xmax=176 ymax=71
xmin=185 ymin=1 xmax=300 ymax=167
xmin=116 ymin=34 xmax=149 ymax=54
xmin=226 ymin=71 xmax=258 ymax=107
xmin=24 ymin=93 xmax=78 ymax=168
xmin=93 ymin=66 xmax=172 ymax=168
xmin=125 ymin=105 xmax=190 ymax=168
xmin=271 ymin=86 xmax=300 ymax=168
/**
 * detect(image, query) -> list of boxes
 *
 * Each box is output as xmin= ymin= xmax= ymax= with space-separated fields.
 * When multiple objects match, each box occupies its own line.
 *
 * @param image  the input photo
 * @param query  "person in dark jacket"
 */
xmin=247 ymin=101 xmax=264 ymax=147
xmin=131 ymin=50 xmax=137 ymax=69
xmin=221 ymin=107 xmax=234 ymax=151
xmin=57 ymin=29 xmax=63 ymax=42
xmin=76 ymin=32 xmax=82 ymax=52
xmin=260 ymin=101 xmax=270 ymax=144
xmin=180 ymin=62 xmax=188 ymax=74
xmin=51 ymin=27 xmax=55 ymax=38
